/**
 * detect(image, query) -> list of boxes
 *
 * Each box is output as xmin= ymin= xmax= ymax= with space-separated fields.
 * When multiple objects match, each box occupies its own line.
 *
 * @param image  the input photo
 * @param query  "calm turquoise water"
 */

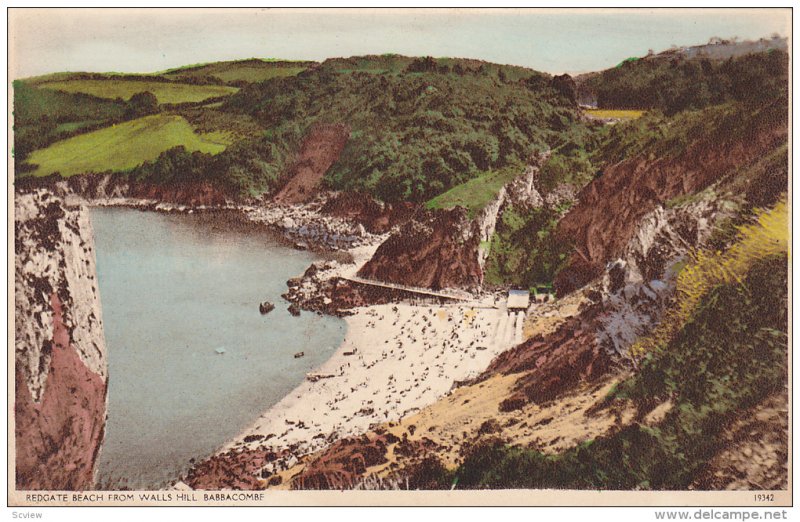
xmin=90 ymin=207 xmax=346 ymax=490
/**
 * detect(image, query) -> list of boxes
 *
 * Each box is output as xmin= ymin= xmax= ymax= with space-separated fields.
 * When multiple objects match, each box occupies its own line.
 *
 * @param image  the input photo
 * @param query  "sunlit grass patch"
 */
xmin=39 ymin=79 xmax=238 ymax=104
xmin=425 ymin=165 xmax=523 ymax=217
xmin=630 ymin=198 xmax=789 ymax=358
xmin=159 ymin=59 xmax=310 ymax=83
xmin=24 ymin=114 xmax=228 ymax=177
xmin=585 ymin=109 xmax=645 ymax=120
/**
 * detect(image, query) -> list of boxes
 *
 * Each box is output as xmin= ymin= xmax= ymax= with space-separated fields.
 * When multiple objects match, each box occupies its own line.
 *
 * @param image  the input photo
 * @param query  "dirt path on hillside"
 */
xmin=273 ymin=124 xmax=350 ymax=205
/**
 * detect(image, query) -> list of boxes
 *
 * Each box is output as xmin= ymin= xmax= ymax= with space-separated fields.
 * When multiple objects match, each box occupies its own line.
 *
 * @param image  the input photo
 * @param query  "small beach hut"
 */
xmin=506 ymin=289 xmax=530 ymax=313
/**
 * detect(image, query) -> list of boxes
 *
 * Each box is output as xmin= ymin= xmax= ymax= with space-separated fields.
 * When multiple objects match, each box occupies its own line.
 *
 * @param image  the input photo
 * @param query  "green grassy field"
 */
xmin=162 ymin=60 xmax=309 ymax=83
xmin=38 ymin=79 xmax=238 ymax=104
xmin=24 ymin=114 xmax=229 ymax=177
xmin=425 ymin=165 xmax=523 ymax=216
xmin=13 ymin=80 xmax=127 ymax=124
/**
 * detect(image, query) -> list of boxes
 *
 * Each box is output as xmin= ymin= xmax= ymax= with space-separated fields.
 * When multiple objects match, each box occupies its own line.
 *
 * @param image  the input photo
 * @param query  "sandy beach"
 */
xmin=212 ymin=296 xmax=521 ymax=476
xmin=86 ymin=194 xmax=525 ymax=484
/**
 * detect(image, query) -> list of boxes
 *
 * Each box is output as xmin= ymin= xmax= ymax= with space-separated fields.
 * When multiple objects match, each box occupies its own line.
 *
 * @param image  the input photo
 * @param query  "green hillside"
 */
xmin=160 ymin=59 xmax=313 ymax=84
xmin=223 ymin=55 xmax=591 ymax=202
xmin=14 ymin=50 xmax=787 ymax=206
xmin=425 ymin=164 xmax=523 ymax=216
xmin=582 ymin=48 xmax=787 ymax=114
xmin=38 ymin=79 xmax=238 ymax=104
xmin=14 ymin=55 xmax=593 ymax=200
xmin=12 ymin=80 xmax=128 ymax=162
xmin=24 ymin=114 xmax=229 ymax=177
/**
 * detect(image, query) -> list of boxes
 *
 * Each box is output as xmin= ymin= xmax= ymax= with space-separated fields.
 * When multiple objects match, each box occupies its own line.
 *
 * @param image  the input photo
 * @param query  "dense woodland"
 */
xmin=221 ymin=58 xmax=589 ymax=201
xmin=583 ymin=49 xmax=787 ymax=114
xmin=13 ymin=48 xmax=789 ymax=292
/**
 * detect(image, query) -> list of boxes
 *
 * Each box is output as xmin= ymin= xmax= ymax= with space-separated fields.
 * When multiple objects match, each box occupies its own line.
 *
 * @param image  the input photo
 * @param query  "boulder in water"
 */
xmin=259 ymin=301 xmax=275 ymax=315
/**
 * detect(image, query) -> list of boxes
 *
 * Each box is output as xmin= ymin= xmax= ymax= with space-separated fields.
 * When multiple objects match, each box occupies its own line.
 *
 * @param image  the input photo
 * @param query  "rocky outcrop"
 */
xmin=554 ymin=108 xmax=788 ymax=295
xmin=246 ymin=194 xmax=380 ymax=251
xmin=594 ymin=198 xmax=732 ymax=356
xmin=284 ymin=269 xmax=456 ymax=316
xmin=273 ymin=123 xmax=350 ymax=205
xmin=485 ymin=306 xmax=610 ymax=409
xmin=64 ymin=173 xmax=130 ymax=200
xmin=185 ymin=446 xmax=282 ymax=490
xmin=290 ymin=433 xmax=391 ymax=490
xmin=14 ymin=189 xmax=108 ymax=490
xmin=286 ymin=427 xmax=442 ymax=490
xmin=16 ymin=172 xmax=230 ymax=208
xmin=551 ymin=74 xmax=578 ymax=104
xmin=126 ymin=180 xmax=227 ymax=206
xmin=358 ymin=154 xmax=556 ymax=292
xmin=358 ymin=207 xmax=483 ymax=291
xmin=475 ymin=189 xmax=506 ymax=246
xmin=320 ymin=191 xmax=417 ymax=234
xmin=15 ymin=172 xmax=124 ymax=201
xmin=474 ymin=163 xmax=547 ymax=269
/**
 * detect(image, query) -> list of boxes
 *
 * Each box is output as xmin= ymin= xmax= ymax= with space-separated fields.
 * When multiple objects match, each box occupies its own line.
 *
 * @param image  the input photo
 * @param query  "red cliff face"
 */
xmin=358 ymin=207 xmax=483 ymax=291
xmin=15 ymin=294 xmax=107 ymax=490
xmin=127 ymin=180 xmax=227 ymax=206
xmin=17 ymin=172 xmax=229 ymax=207
xmin=554 ymin=106 xmax=787 ymax=295
xmin=185 ymin=446 xmax=280 ymax=490
xmin=290 ymin=433 xmax=391 ymax=490
xmin=14 ymin=190 xmax=108 ymax=490
xmin=485 ymin=309 xmax=610 ymax=410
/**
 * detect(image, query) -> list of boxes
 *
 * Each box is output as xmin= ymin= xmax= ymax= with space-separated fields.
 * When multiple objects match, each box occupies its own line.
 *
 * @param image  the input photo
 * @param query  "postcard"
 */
xmin=7 ymin=7 xmax=792 ymax=511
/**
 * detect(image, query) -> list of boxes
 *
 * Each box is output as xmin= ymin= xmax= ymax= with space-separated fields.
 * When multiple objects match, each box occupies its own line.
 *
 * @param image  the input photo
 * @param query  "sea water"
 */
xmin=90 ymin=207 xmax=346 ymax=490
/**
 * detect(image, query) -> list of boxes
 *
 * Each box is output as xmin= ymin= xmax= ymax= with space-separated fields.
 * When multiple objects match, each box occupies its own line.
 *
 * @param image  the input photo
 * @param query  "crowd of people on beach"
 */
xmin=225 ymin=299 xmax=517 ymax=478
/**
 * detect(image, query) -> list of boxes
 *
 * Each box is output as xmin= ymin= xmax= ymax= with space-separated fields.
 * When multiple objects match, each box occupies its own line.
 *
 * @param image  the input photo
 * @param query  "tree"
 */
xmin=125 ymin=91 xmax=158 ymax=118
xmin=551 ymin=74 xmax=577 ymax=104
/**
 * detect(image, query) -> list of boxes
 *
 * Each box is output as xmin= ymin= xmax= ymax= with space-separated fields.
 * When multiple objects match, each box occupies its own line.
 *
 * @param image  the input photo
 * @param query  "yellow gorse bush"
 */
xmin=630 ymin=198 xmax=789 ymax=358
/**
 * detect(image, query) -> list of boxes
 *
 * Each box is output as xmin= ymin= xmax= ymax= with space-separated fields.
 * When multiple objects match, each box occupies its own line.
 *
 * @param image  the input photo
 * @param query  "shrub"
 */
xmin=453 ymin=251 xmax=787 ymax=490
xmin=484 ymin=204 xmax=572 ymax=288
xmin=630 ymin=199 xmax=788 ymax=358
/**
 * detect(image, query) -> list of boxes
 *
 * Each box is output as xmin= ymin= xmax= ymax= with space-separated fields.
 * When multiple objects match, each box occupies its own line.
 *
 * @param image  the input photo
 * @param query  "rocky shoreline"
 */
xmin=243 ymin=194 xmax=385 ymax=252
xmin=16 ymin=173 xmax=395 ymax=254
xmin=83 ymin=194 xmax=387 ymax=254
